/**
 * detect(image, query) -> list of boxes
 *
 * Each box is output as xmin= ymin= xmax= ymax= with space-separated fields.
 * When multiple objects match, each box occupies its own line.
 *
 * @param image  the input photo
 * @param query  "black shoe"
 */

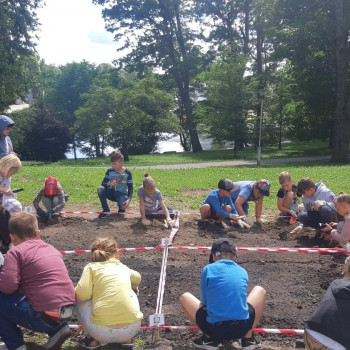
xmin=121 ymin=344 xmax=133 ymax=349
xmin=98 ymin=212 xmax=110 ymax=218
xmin=118 ymin=209 xmax=126 ymax=214
xmin=241 ymin=335 xmax=261 ymax=350
xmin=192 ymin=334 xmax=219 ymax=350
xmin=196 ymin=220 xmax=207 ymax=228
xmin=215 ymin=221 xmax=228 ymax=229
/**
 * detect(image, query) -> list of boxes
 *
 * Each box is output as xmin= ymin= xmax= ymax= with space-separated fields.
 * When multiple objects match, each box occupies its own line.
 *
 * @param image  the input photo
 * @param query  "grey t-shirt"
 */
xmin=137 ymin=186 xmax=163 ymax=214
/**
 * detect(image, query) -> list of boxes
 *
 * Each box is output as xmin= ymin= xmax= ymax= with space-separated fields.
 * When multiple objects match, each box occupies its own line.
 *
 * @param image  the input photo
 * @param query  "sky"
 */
xmin=35 ymin=0 xmax=121 ymax=66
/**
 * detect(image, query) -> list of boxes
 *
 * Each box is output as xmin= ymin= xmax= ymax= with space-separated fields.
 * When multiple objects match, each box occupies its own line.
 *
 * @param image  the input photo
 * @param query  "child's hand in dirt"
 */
xmin=142 ymin=219 xmax=151 ymax=226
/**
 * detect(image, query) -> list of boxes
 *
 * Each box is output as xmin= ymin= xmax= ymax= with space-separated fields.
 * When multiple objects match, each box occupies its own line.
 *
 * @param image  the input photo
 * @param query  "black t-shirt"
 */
xmin=276 ymin=184 xmax=300 ymax=199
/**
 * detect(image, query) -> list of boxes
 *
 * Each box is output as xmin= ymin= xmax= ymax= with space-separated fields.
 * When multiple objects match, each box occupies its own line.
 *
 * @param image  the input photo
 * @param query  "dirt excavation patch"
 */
xmin=36 ymin=213 xmax=347 ymax=350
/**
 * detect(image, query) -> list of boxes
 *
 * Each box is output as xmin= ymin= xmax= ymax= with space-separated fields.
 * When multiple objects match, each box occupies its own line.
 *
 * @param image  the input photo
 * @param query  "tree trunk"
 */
xmin=332 ymin=0 xmax=350 ymax=162
xmin=168 ymin=2 xmax=203 ymax=153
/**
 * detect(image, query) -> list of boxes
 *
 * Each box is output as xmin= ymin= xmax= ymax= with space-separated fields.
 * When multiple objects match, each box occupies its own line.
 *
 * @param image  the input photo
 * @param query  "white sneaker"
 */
xmin=42 ymin=324 xmax=70 ymax=350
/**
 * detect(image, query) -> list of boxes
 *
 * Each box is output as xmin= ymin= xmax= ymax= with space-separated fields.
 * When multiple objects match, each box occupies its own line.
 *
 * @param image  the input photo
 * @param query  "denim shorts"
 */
xmin=195 ymin=303 xmax=255 ymax=341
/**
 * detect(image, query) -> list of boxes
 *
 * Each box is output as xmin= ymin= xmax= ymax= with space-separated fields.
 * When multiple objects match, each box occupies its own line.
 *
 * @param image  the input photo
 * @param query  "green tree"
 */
xmin=195 ymin=49 xmax=255 ymax=157
xmin=46 ymin=61 xmax=97 ymax=159
xmin=74 ymin=64 xmax=122 ymax=157
xmin=0 ymin=0 xmax=42 ymax=111
xmin=10 ymin=102 xmax=70 ymax=161
xmin=271 ymin=0 xmax=350 ymax=162
xmin=108 ymin=76 xmax=176 ymax=160
xmin=94 ymin=0 xmax=203 ymax=152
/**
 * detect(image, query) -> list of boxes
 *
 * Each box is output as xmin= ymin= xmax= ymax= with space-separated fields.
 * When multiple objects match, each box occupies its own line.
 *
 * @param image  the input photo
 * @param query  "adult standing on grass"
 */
xmin=97 ymin=151 xmax=133 ymax=218
xmin=0 ymin=115 xmax=16 ymax=160
xmin=180 ymin=238 xmax=266 ymax=350
xmin=230 ymin=180 xmax=271 ymax=228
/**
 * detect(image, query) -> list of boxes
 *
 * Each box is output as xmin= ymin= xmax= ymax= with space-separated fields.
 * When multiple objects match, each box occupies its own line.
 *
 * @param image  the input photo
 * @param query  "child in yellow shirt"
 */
xmin=75 ymin=238 xmax=143 ymax=349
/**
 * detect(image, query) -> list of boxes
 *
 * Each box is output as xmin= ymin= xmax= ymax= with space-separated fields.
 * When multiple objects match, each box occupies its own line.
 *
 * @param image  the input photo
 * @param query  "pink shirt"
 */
xmin=0 ymin=239 xmax=75 ymax=311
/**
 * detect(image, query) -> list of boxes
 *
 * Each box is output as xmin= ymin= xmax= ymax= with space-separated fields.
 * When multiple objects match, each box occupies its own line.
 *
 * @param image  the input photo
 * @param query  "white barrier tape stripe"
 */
xmin=60 ymin=246 xmax=348 ymax=255
xmin=155 ymin=245 xmax=169 ymax=314
xmin=158 ymin=246 xmax=169 ymax=315
xmin=155 ymin=211 xmax=180 ymax=314
xmin=67 ymin=324 xmax=304 ymax=334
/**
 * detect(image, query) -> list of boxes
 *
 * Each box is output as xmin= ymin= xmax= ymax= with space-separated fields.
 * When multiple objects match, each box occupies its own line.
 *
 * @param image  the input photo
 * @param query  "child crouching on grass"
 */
xmin=137 ymin=173 xmax=175 ymax=228
xmin=0 ymin=212 xmax=76 ymax=350
xmin=75 ymin=238 xmax=143 ymax=349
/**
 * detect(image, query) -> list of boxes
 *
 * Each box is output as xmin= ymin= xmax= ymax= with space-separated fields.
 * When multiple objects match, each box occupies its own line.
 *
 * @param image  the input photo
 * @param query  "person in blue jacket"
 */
xmin=0 ymin=115 xmax=15 ymax=160
xmin=197 ymin=179 xmax=241 ymax=230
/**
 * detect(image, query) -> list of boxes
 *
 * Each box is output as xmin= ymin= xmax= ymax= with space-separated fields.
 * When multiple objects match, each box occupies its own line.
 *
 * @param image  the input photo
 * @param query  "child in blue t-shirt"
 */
xmin=230 ymin=180 xmax=271 ymax=228
xmin=180 ymin=238 xmax=266 ymax=350
xmin=137 ymin=173 xmax=175 ymax=228
xmin=97 ymin=152 xmax=133 ymax=218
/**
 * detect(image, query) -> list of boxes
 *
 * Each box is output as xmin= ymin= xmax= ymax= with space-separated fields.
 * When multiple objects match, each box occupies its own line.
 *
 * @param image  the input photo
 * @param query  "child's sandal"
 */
xmin=78 ymin=335 xmax=101 ymax=349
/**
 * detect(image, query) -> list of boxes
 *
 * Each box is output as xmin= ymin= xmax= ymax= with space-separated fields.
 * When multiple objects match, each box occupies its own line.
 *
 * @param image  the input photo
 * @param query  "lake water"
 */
xmin=66 ymin=134 xmax=233 ymax=158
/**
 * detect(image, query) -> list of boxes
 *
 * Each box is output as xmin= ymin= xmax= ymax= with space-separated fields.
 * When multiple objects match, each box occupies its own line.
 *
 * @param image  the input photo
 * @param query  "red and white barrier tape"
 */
xmin=155 ymin=211 xmax=180 ymax=315
xmin=63 ymin=210 xmax=291 ymax=219
xmin=67 ymin=324 xmax=304 ymax=335
xmin=60 ymin=246 xmax=348 ymax=255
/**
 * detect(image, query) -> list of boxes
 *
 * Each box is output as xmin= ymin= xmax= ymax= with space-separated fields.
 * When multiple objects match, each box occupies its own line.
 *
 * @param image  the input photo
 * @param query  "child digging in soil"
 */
xmin=230 ymin=179 xmax=271 ymax=228
xmin=75 ymin=237 xmax=143 ymax=349
xmin=198 ymin=179 xmax=246 ymax=230
xmin=97 ymin=152 xmax=133 ymax=218
xmin=320 ymin=193 xmax=350 ymax=247
xmin=276 ymin=171 xmax=300 ymax=224
xmin=180 ymin=238 xmax=266 ymax=350
xmin=294 ymin=177 xmax=337 ymax=239
xmin=0 ymin=212 xmax=76 ymax=350
xmin=137 ymin=173 xmax=175 ymax=228
xmin=33 ymin=176 xmax=69 ymax=220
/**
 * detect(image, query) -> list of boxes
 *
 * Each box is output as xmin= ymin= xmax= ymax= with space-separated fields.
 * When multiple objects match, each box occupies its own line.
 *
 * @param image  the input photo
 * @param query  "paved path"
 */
xmin=129 ymin=155 xmax=331 ymax=170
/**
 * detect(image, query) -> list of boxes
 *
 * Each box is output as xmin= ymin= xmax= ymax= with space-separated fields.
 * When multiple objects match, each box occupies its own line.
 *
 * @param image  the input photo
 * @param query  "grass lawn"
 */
xmin=13 ymin=160 xmax=349 ymax=214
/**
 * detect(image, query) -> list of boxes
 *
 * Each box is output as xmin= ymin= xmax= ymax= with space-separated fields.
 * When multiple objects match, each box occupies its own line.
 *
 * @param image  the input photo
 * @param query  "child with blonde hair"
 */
xmin=137 ymin=173 xmax=175 ymax=228
xmin=75 ymin=238 xmax=143 ymax=349
xmin=0 ymin=154 xmax=22 ymax=198
xmin=277 ymin=171 xmax=300 ymax=223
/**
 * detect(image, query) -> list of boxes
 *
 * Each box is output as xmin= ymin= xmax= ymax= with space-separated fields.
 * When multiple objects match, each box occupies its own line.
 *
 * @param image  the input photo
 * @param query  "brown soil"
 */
xmin=36 ymin=209 xmax=346 ymax=350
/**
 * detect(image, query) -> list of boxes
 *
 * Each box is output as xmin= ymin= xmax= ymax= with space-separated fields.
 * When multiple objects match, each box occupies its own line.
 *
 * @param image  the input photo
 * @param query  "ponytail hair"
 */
xmin=143 ymin=173 xmax=156 ymax=191
xmin=91 ymin=238 xmax=119 ymax=262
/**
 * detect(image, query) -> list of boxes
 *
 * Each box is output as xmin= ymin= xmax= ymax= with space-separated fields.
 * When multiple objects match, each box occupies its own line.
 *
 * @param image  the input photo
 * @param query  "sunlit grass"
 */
xmin=13 ymin=161 xmax=350 ymax=212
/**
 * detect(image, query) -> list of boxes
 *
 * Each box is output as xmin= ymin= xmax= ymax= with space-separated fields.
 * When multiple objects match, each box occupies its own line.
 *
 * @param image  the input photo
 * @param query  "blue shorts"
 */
xmin=195 ymin=303 xmax=255 ymax=342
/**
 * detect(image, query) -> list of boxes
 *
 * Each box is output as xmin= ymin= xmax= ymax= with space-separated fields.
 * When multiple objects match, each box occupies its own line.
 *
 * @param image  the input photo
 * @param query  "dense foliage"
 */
xmin=2 ymin=0 xmax=350 ymax=162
